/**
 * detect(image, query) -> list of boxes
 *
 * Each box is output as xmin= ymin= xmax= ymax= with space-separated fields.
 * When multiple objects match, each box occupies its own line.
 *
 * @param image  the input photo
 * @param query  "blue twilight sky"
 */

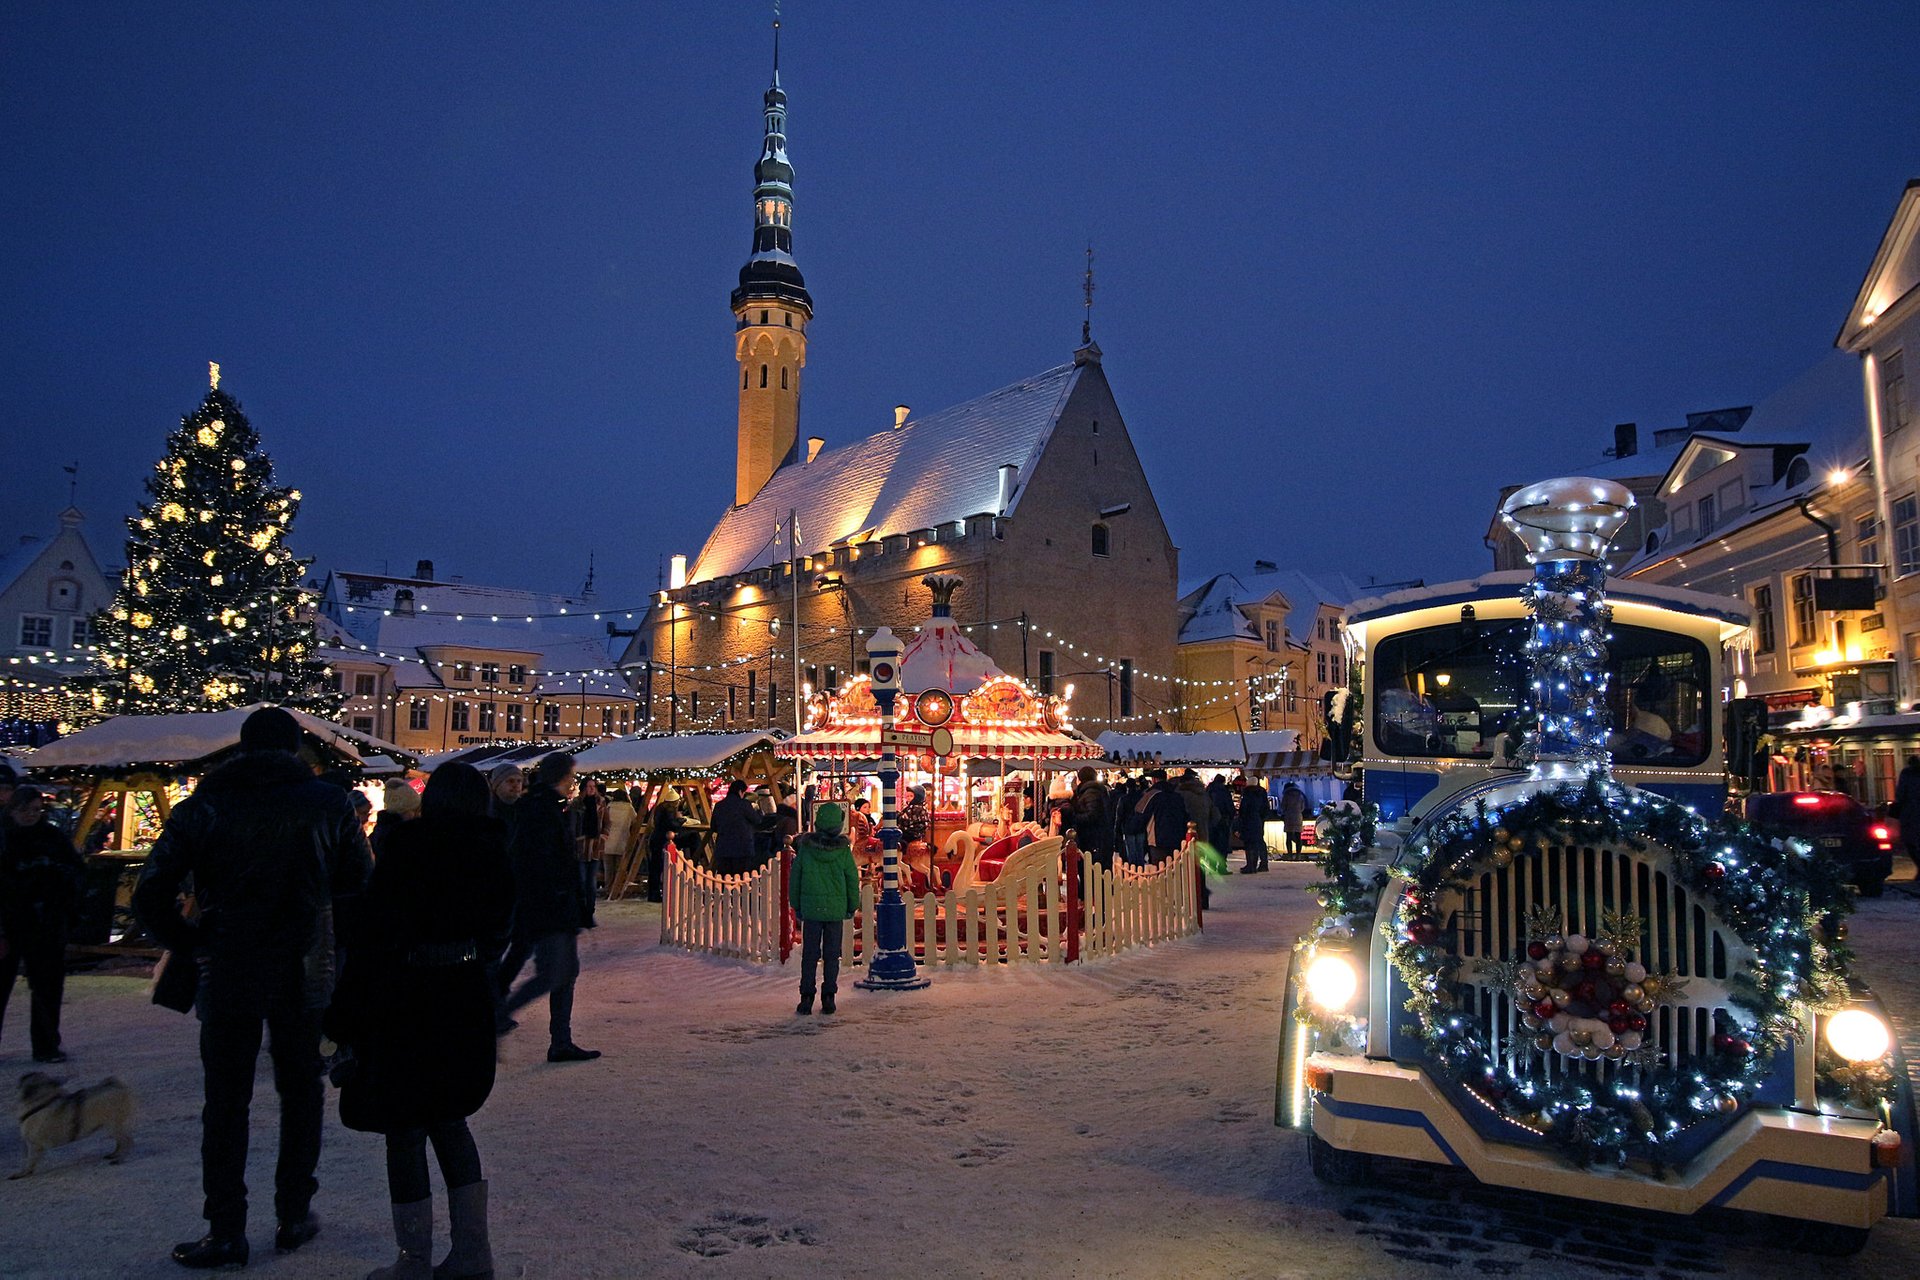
xmin=4 ymin=2 xmax=1918 ymax=611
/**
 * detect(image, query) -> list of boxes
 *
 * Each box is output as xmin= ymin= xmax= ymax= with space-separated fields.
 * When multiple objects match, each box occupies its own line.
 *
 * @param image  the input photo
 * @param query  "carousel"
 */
xmin=777 ymin=575 xmax=1101 ymax=894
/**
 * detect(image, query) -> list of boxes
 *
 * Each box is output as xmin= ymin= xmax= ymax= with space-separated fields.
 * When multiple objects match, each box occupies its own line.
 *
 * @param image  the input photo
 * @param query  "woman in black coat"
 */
xmin=329 ymin=762 xmax=514 ymax=1280
xmin=0 ymin=785 xmax=86 ymax=1063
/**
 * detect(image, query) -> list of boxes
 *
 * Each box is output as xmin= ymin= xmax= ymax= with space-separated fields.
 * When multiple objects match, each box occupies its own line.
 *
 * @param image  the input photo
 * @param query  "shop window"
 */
xmin=1896 ymin=494 xmax=1920 ymax=576
xmin=1885 ymin=349 xmax=1909 ymax=430
xmin=1792 ymin=574 xmax=1817 ymax=644
xmin=1751 ymin=584 xmax=1775 ymax=654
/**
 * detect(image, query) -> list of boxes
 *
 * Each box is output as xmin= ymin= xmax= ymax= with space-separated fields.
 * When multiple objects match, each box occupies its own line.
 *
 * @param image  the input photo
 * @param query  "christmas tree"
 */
xmin=92 ymin=364 xmax=337 ymax=716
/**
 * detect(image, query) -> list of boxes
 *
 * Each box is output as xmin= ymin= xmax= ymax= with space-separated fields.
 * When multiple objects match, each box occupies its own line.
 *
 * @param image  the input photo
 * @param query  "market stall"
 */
xmin=571 ymin=729 xmax=789 ymax=898
xmin=22 ymin=704 xmax=417 ymax=947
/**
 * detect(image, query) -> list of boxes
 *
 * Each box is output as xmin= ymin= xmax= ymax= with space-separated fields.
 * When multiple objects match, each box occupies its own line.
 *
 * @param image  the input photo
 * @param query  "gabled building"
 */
xmin=313 ymin=562 xmax=635 ymax=751
xmin=0 ymin=505 xmax=116 ymax=742
xmin=621 ymin=46 xmax=1180 ymax=734
xmin=1173 ymin=566 xmax=1370 ymax=748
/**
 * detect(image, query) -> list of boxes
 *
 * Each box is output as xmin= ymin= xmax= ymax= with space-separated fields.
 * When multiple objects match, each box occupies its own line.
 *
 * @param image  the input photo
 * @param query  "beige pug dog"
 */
xmin=13 ymin=1071 xmax=135 ymax=1178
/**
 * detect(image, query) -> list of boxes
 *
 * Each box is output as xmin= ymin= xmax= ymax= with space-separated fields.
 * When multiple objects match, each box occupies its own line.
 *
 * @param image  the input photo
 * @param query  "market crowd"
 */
xmin=4 ymin=717 xmax=1320 ymax=1279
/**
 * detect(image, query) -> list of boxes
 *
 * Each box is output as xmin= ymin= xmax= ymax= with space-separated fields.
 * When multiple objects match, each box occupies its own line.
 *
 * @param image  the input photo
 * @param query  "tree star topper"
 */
xmin=209 ymin=360 xmax=221 ymax=390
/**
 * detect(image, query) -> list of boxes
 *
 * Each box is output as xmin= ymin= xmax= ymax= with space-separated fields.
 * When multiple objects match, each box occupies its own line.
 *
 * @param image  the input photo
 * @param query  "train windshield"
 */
xmin=1372 ymin=620 xmax=1712 ymax=765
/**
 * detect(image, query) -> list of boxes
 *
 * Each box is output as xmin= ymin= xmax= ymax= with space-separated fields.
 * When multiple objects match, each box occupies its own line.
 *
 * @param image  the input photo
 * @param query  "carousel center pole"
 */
xmin=856 ymin=626 xmax=929 ymax=991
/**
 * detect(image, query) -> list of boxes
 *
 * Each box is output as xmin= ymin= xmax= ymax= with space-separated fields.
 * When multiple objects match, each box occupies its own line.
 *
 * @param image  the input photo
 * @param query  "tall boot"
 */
xmin=367 ymin=1198 xmax=434 ymax=1280
xmin=435 ymin=1181 xmax=495 ymax=1280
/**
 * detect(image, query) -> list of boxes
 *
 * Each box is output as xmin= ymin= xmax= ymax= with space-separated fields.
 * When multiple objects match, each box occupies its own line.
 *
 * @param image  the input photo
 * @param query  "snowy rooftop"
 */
xmin=687 ymin=363 xmax=1082 ymax=582
xmin=1095 ymin=729 xmax=1299 ymax=766
xmin=573 ymin=729 xmax=784 ymax=775
xmin=320 ymin=616 xmax=634 ymax=699
xmin=318 ymin=569 xmax=599 ymax=645
xmin=1177 ymin=568 xmax=1368 ymax=646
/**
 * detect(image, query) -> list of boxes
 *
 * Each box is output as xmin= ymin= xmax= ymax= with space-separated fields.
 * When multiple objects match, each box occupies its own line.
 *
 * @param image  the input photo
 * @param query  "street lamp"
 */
xmin=856 ymin=626 xmax=929 ymax=991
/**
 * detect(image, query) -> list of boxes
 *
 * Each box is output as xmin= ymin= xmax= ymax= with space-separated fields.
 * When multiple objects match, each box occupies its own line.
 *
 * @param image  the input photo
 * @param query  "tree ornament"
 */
xmin=1703 ymin=862 xmax=1727 ymax=882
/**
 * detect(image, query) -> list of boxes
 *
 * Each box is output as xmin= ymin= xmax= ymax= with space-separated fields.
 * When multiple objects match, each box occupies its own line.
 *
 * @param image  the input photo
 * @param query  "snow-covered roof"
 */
xmin=1095 ymin=730 xmax=1299 ymax=767
xmin=321 ymin=616 xmax=634 ymax=700
xmin=1177 ymin=568 xmax=1367 ymax=646
xmin=1620 ymin=353 xmax=1868 ymax=572
xmin=687 ymin=363 xmax=1082 ymax=583
xmin=24 ymin=704 xmax=418 ymax=772
xmin=0 ymin=536 xmax=49 ymax=598
xmin=573 ymin=730 xmax=784 ymax=775
xmin=319 ymin=569 xmax=598 ymax=645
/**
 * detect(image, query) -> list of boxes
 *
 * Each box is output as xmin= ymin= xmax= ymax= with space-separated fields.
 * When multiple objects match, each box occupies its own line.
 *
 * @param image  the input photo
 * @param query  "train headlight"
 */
xmin=1824 ymin=1008 xmax=1892 ymax=1063
xmin=1304 ymin=951 xmax=1359 ymax=1012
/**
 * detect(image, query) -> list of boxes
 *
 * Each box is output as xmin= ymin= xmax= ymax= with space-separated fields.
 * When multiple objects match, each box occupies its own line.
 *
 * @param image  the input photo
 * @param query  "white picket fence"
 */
xmin=658 ymin=847 xmax=784 ymax=963
xmin=656 ymin=839 xmax=1202 ymax=967
xmin=852 ymin=837 xmax=1070 ymax=966
xmin=1079 ymin=844 xmax=1200 ymax=958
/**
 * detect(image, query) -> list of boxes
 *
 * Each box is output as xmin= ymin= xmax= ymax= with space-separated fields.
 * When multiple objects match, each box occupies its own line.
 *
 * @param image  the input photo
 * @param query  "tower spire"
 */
xmin=731 ymin=13 xmax=813 ymax=507
xmin=1082 ymin=242 xmax=1096 ymax=345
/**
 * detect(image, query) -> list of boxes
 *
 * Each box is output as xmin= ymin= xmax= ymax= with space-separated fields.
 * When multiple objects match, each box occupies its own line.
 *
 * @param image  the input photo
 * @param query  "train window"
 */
xmin=1372 ymin=620 xmax=1710 ymax=765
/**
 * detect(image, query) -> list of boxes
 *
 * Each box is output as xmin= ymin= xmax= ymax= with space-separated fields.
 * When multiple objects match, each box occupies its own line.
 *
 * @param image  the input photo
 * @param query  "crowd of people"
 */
xmin=117 ymin=708 xmax=608 ymax=1275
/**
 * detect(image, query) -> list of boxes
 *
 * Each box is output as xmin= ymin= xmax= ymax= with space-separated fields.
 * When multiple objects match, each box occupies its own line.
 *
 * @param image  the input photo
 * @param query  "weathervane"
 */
xmin=209 ymin=360 xmax=221 ymax=390
xmin=1082 ymin=242 xmax=1096 ymax=345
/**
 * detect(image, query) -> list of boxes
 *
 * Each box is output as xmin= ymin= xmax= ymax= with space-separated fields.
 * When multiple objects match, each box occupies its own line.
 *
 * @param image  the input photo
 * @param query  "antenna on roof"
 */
xmin=582 ymin=551 xmax=597 ymax=599
xmin=1082 ymin=241 xmax=1096 ymax=345
xmin=63 ymin=461 xmax=78 ymax=506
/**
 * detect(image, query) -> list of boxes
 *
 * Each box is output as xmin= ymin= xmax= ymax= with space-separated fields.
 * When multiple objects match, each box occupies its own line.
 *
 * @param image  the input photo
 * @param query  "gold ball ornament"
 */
xmin=1605 ymin=958 xmax=1628 ymax=979
xmin=1621 ymin=984 xmax=1645 ymax=1003
xmin=1714 ymin=1094 xmax=1740 ymax=1116
xmin=1492 ymin=847 xmax=1514 ymax=868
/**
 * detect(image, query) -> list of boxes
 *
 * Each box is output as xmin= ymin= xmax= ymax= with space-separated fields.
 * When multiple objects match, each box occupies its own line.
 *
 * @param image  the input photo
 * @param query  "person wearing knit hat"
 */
xmin=789 ymin=801 xmax=859 ymax=1015
xmin=239 ymin=705 xmax=303 ymax=755
xmin=370 ymin=779 xmax=421 ymax=858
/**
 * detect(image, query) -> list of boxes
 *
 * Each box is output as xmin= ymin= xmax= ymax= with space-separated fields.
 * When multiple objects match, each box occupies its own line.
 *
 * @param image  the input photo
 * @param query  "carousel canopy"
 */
xmin=778 ymin=723 xmax=1098 ymax=762
xmin=24 ymin=704 xmax=417 ymax=773
xmin=1095 ymin=729 xmax=1299 ymax=768
xmin=572 ymin=730 xmax=785 ymax=776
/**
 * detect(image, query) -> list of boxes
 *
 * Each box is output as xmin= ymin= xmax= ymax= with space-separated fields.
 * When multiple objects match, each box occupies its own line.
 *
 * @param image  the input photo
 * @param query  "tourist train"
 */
xmin=1278 ymin=476 xmax=1916 ymax=1254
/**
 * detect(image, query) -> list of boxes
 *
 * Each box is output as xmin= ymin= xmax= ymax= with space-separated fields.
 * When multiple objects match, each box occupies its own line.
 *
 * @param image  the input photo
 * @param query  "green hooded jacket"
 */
xmin=789 ymin=831 xmax=861 ymax=922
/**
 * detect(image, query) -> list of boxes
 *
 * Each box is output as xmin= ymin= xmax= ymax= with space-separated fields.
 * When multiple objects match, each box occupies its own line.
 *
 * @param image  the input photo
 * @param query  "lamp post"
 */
xmin=856 ymin=625 xmax=929 ymax=991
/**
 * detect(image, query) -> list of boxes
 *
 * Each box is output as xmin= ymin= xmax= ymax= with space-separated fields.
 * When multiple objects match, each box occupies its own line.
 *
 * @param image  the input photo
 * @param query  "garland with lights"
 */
xmin=1385 ymin=775 xmax=1855 ymax=1166
xmin=86 ymin=376 xmax=337 ymax=716
xmin=1309 ymin=801 xmax=1382 ymax=919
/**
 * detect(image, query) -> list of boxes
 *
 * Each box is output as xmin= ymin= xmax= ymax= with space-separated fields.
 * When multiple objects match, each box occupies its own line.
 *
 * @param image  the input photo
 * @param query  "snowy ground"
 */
xmin=4 ymin=863 xmax=1919 ymax=1279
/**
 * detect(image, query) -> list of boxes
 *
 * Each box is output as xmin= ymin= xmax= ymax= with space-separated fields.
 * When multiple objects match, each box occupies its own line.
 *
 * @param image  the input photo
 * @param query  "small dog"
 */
xmin=13 ymin=1071 xmax=135 ymax=1178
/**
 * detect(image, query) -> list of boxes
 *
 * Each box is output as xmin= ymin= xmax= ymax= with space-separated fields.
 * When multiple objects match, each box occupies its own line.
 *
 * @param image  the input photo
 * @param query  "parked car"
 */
xmin=1744 ymin=791 xmax=1895 ymax=897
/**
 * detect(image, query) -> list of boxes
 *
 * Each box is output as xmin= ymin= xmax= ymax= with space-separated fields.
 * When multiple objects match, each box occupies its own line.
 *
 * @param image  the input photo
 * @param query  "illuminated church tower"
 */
xmin=731 ymin=23 xmax=813 ymax=507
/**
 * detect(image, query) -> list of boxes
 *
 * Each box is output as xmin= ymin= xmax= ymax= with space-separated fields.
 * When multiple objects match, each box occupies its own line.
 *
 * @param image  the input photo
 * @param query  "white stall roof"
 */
xmin=1094 ymin=730 xmax=1299 ymax=767
xmin=572 ymin=730 xmax=784 ymax=775
xmin=25 ymin=704 xmax=417 ymax=772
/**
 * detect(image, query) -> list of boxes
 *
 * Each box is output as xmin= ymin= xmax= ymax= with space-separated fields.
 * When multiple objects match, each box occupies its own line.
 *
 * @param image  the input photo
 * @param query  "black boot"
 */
xmin=820 ymin=992 xmax=836 ymax=1015
xmin=275 ymin=1212 xmax=320 ymax=1254
xmin=171 ymin=1234 xmax=249 ymax=1270
xmin=796 ymin=993 xmax=814 ymax=1015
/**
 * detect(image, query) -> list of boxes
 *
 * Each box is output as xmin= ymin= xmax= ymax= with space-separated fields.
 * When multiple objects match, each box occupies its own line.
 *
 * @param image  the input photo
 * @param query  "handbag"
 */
xmin=150 ymin=948 xmax=200 ymax=1014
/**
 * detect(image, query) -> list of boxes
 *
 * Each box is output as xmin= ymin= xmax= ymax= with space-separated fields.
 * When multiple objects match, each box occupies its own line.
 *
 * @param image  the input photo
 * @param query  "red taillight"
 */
xmin=1871 ymin=824 xmax=1893 ymax=849
xmin=1793 ymin=794 xmax=1824 ymax=808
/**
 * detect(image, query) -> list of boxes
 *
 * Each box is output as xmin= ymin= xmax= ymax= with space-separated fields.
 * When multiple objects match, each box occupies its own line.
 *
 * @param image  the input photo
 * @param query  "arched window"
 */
xmin=1091 ymin=523 xmax=1110 ymax=557
xmin=760 ymin=365 xmax=768 ymax=388
xmin=780 ymin=367 xmax=789 ymax=389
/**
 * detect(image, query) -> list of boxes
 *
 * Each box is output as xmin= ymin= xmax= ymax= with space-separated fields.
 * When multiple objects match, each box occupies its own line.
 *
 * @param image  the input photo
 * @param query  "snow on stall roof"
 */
xmin=688 ymin=363 xmax=1082 ymax=582
xmin=573 ymin=730 xmax=784 ymax=775
xmin=25 ymin=704 xmax=419 ymax=771
xmin=1095 ymin=730 xmax=1299 ymax=767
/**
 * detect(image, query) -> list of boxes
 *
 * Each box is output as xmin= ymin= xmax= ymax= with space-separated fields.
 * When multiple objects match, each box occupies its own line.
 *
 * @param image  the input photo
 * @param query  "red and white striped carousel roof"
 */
xmin=776 ymin=724 xmax=1100 ymax=761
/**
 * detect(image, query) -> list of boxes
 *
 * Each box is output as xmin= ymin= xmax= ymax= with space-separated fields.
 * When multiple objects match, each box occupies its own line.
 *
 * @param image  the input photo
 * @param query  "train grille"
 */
xmin=1443 ymin=842 xmax=1749 ymax=1084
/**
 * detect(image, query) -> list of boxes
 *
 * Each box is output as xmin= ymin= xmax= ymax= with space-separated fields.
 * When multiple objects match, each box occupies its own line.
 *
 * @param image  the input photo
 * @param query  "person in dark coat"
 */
xmin=771 ymin=785 xmax=801 ymax=853
xmin=1280 ymin=781 xmax=1310 ymax=857
xmin=1175 ymin=770 xmax=1212 ymax=841
xmin=369 ymin=778 xmax=420 ymax=859
xmin=1235 ymin=776 xmax=1271 ymax=873
xmin=1205 ymin=774 xmax=1235 ymax=858
xmin=328 ymin=763 xmax=512 ymax=1280
xmin=498 ymin=752 xmax=599 ymax=1062
xmin=1113 ymin=774 xmax=1145 ymax=863
xmin=709 ymin=779 xmax=763 ymax=875
xmin=1896 ymin=756 xmax=1920 ymax=862
xmin=0 ymin=785 xmax=86 ymax=1062
xmin=646 ymin=786 xmax=693 ymax=899
xmin=1070 ymin=766 xmax=1113 ymax=873
xmin=1144 ymin=771 xmax=1191 ymax=861
xmin=133 ymin=707 xmax=372 ymax=1271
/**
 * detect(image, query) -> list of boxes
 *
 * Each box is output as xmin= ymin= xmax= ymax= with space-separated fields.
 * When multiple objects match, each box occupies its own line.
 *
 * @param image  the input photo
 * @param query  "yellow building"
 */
xmin=1174 ymin=567 xmax=1371 ymax=752
xmin=314 ymin=565 xmax=637 ymax=755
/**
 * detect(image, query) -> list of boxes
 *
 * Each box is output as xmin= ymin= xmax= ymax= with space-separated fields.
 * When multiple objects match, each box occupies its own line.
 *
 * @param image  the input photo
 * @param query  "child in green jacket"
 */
xmin=789 ymin=802 xmax=861 ymax=1015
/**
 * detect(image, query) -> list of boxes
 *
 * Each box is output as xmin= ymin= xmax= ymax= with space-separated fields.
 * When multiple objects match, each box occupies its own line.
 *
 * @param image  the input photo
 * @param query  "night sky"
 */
xmin=5 ymin=3 xmax=1918 ymax=611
